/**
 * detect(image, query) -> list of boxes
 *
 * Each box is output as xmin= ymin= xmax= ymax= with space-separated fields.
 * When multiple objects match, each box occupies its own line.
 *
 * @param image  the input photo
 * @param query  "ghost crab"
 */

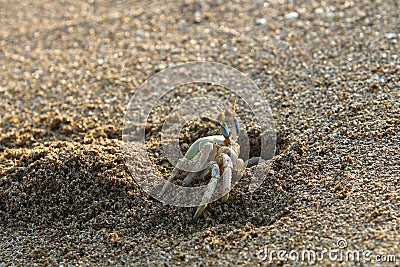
xmin=160 ymin=101 xmax=253 ymax=219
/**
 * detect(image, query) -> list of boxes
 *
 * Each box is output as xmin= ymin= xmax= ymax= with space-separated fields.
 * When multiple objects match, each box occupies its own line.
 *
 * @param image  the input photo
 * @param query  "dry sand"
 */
xmin=1 ymin=0 xmax=399 ymax=266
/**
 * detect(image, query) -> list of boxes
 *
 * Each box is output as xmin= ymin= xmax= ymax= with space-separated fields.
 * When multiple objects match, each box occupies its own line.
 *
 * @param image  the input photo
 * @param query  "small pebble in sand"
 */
xmin=255 ymin=18 xmax=266 ymax=25
xmin=285 ymin=12 xmax=299 ymax=20
xmin=385 ymin=33 xmax=396 ymax=40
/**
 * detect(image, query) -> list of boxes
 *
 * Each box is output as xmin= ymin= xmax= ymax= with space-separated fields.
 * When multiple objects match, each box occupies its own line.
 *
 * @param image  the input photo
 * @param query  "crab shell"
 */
xmin=184 ymin=135 xmax=240 ymax=161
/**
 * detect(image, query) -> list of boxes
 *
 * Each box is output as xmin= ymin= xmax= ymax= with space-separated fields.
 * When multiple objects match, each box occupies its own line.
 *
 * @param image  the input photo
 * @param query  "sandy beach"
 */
xmin=1 ymin=0 xmax=399 ymax=265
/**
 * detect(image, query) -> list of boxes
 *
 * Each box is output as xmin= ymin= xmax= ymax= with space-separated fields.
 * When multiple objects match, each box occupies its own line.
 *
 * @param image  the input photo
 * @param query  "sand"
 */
xmin=0 ymin=0 xmax=399 ymax=266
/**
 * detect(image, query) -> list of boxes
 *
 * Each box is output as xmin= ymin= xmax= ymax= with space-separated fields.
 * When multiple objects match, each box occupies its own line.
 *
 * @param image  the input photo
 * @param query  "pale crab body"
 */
xmin=184 ymin=135 xmax=240 ymax=161
xmin=184 ymin=135 xmax=228 ymax=160
xmin=182 ymin=135 xmax=244 ymax=183
xmin=160 ymin=102 xmax=247 ymax=219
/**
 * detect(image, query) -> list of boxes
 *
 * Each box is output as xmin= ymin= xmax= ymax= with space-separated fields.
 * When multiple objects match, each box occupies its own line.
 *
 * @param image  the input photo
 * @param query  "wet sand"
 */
xmin=1 ymin=0 xmax=399 ymax=266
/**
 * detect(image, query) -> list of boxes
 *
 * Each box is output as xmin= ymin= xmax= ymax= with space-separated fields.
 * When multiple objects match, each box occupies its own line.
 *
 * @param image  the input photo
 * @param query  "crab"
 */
xmin=160 ymin=101 xmax=250 ymax=219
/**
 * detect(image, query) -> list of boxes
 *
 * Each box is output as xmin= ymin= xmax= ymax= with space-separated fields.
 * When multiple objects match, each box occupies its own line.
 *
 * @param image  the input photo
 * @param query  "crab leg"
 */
xmin=220 ymin=154 xmax=233 ymax=202
xmin=193 ymin=162 xmax=220 ymax=219
xmin=183 ymin=166 xmax=209 ymax=186
xmin=160 ymin=141 xmax=215 ymax=196
xmin=183 ymin=142 xmax=216 ymax=186
xmin=186 ymin=141 xmax=215 ymax=173
xmin=160 ymin=157 xmax=189 ymax=196
xmin=244 ymin=157 xmax=265 ymax=168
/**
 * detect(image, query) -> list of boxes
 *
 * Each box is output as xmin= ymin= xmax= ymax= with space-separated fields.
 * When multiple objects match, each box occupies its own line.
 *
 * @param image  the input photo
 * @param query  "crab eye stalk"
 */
xmin=233 ymin=117 xmax=239 ymax=136
xmin=222 ymin=123 xmax=232 ymax=146
xmin=222 ymin=123 xmax=230 ymax=138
